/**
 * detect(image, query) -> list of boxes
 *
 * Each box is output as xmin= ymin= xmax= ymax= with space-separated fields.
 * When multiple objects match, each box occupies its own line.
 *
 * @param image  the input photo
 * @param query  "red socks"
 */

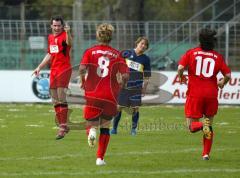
xmin=188 ymin=121 xmax=214 ymax=156
xmin=54 ymin=104 xmax=61 ymax=125
xmin=97 ymin=128 xmax=110 ymax=160
xmin=189 ymin=121 xmax=203 ymax=133
xmin=54 ymin=104 xmax=68 ymax=126
xmin=202 ymin=132 xmax=214 ymax=156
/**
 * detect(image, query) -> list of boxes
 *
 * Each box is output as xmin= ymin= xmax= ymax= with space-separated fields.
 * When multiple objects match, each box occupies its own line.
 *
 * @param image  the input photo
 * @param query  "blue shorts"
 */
xmin=118 ymin=88 xmax=142 ymax=107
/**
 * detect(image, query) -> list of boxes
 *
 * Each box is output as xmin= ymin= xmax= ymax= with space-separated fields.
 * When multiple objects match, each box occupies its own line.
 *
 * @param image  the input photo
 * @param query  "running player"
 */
xmin=79 ymin=23 xmax=129 ymax=166
xmin=177 ymin=28 xmax=231 ymax=160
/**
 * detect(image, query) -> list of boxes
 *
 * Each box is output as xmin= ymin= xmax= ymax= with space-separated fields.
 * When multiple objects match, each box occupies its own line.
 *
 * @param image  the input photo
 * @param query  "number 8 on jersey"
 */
xmin=97 ymin=56 xmax=110 ymax=78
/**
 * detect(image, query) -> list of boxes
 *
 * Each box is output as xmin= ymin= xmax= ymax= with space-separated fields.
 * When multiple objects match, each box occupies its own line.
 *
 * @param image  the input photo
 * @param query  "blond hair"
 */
xmin=96 ymin=23 xmax=114 ymax=44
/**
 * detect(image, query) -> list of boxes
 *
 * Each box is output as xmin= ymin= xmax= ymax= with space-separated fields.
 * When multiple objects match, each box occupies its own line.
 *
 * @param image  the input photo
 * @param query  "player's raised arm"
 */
xmin=64 ymin=22 xmax=72 ymax=46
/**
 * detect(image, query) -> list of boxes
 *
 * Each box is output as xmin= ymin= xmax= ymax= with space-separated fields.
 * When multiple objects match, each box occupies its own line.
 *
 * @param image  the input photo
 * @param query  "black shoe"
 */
xmin=55 ymin=126 xmax=69 ymax=140
xmin=202 ymin=154 xmax=210 ymax=160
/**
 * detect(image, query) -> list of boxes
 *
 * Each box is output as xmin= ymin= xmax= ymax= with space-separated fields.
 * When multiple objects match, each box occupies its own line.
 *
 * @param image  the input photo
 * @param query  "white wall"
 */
xmin=0 ymin=71 xmax=51 ymax=102
xmin=0 ymin=70 xmax=239 ymax=104
xmin=159 ymin=71 xmax=240 ymax=104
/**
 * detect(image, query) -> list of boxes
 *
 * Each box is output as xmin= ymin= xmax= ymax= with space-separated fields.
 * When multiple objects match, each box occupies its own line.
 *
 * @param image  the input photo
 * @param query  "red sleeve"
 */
xmin=178 ymin=51 xmax=190 ymax=67
xmin=220 ymin=56 xmax=231 ymax=76
xmin=118 ymin=57 xmax=129 ymax=74
xmin=80 ymin=49 xmax=91 ymax=65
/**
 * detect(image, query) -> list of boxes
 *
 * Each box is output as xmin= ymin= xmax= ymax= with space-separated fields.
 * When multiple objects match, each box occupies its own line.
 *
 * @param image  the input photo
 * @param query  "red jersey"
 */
xmin=179 ymin=47 xmax=231 ymax=98
xmin=48 ymin=31 xmax=71 ymax=70
xmin=80 ymin=45 xmax=129 ymax=103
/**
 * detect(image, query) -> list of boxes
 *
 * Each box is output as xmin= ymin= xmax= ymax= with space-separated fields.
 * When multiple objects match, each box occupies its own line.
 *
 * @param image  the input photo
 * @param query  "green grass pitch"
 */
xmin=0 ymin=104 xmax=239 ymax=178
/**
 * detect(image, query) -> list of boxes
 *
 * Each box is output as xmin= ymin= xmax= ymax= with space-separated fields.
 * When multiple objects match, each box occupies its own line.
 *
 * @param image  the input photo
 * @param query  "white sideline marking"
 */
xmin=216 ymin=122 xmax=229 ymax=125
xmin=25 ymin=124 xmax=44 ymax=127
xmin=0 ymin=168 xmax=240 ymax=176
xmin=24 ymin=104 xmax=33 ymax=106
xmin=8 ymin=109 xmax=20 ymax=112
xmin=0 ymin=148 xmax=237 ymax=161
xmin=36 ymin=105 xmax=43 ymax=108
xmin=228 ymin=131 xmax=237 ymax=134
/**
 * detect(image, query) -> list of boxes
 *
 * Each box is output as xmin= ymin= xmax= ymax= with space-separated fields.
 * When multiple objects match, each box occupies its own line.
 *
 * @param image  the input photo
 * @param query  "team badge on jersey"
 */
xmin=32 ymin=72 xmax=50 ymax=100
xmin=120 ymin=50 xmax=132 ymax=58
xmin=125 ymin=59 xmax=144 ymax=72
xmin=50 ymin=45 xmax=59 ymax=53
xmin=121 ymin=50 xmax=143 ymax=72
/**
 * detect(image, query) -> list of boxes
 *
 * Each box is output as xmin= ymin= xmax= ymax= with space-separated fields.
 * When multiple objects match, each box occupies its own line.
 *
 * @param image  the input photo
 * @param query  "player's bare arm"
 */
xmin=218 ymin=73 xmax=231 ymax=89
xmin=142 ymin=77 xmax=150 ymax=96
xmin=177 ymin=65 xmax=185 ymax=83
xmin=120 ymin=73 xmax=129 ymax=89
xmin=64 ymin=23 xmax=72 ymax=46
xmin=79 ymin=64 xmax=87 ymax=89
xmin=32 ymin=53 xmax=51 ymax=76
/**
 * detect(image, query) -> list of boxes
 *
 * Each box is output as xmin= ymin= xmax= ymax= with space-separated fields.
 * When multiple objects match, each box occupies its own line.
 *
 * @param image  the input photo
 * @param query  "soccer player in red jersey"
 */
xmin=79 ymin=23 xmax=129 ymax=166
xmin=178 ymin=28 xmax=231 ymax=160
xmin=33 ymin=16 xmax=73 ymax=140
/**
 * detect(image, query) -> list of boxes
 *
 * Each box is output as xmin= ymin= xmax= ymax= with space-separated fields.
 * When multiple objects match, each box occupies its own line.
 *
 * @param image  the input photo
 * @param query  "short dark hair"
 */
xmin=199 ymin=28 xmax=217 ymax=51
xmin=50 ymin=15 xmax=64 ymax=25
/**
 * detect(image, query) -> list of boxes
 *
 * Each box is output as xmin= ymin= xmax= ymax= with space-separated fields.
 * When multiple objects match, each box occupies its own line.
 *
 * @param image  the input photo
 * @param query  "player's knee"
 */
xmin=58 ymin=98 xmax=67 ymax=104
xmin=58 ymin=101 xmax=68 ymax=105
xmin=133 ymin=107 xmax=139 ymax=113
xmin=52 ymin=100 xmax=60 ymax=106
xmin=87 ymin=120 xmax=99 ymax=128
xmin=117 ymin=106 xmax=123 ymax=112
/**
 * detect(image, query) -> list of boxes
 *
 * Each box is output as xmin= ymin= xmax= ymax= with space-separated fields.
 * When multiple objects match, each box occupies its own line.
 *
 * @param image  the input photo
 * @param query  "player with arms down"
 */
xmin=111 ymin=37 xmax=151 ymax=135
xmin=178 ymin=28 xmax=231 ymax=160
xmin=79 ymin=23 xmax=129 ymax=166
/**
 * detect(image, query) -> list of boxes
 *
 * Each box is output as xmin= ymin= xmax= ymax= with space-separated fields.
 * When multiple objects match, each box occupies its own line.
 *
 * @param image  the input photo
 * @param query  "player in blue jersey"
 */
xmin=111 ymin=36 xmax=151 ymax=135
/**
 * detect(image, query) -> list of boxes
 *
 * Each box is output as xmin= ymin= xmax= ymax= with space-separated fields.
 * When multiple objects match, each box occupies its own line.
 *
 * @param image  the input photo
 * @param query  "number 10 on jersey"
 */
xmin=195 ymin=56 xmax=215 ymax=77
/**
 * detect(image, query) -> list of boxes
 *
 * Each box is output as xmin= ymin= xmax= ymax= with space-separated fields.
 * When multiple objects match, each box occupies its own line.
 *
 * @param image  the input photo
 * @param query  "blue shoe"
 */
xmin=131 ymin=129 xmax=137 ymax=136
xmin=111 ymin=128 xmax=117 ymax=134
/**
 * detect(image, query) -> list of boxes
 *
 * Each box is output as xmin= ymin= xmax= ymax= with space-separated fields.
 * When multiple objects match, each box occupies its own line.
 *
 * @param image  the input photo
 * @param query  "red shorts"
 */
xmin=185 ymin=96 xmax=218 ymax=119
xmin=84 ymin=97 xmax=117 ymax=120
xmin=50 ymin=68 xmax=72 ymax=89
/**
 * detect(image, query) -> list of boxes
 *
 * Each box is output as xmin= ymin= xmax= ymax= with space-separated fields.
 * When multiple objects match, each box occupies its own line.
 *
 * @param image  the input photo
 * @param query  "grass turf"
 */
xmin=0 ymin=104 xmax=239 ymax=178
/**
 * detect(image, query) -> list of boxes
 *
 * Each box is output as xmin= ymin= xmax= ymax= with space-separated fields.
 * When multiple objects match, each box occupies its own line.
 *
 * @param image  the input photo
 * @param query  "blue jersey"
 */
xmin=122 ymin=49 xmax=151 ymax=89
